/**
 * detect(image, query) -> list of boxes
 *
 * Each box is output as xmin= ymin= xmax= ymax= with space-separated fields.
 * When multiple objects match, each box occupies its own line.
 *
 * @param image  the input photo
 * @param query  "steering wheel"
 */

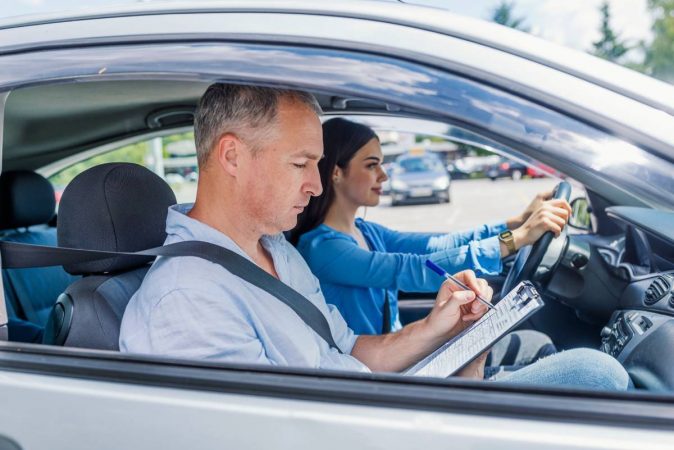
xmin=500 ymin=181 xmax=572 ymax=298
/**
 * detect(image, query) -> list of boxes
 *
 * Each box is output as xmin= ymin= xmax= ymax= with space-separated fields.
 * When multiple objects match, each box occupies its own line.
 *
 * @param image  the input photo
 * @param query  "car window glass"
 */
xmin=347 ymin=122 xmax=578 ymax=234
xmin=46 ymin=131 xmax=198 ymax=205
xmin=398 ymin=157 xmax=441 ymax=173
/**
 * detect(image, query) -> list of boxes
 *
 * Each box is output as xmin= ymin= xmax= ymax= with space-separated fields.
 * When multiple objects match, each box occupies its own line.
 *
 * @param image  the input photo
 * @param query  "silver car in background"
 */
xmin=390 ymin=153 xmax=451 ymax=205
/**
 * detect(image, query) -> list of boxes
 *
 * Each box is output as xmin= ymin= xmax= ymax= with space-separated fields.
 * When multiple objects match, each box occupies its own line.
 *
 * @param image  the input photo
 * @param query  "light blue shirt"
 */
xmin=297 ymin=219 xmax=506 ymax=335
xmin=119 ymin=204 xmax=366 ymax=372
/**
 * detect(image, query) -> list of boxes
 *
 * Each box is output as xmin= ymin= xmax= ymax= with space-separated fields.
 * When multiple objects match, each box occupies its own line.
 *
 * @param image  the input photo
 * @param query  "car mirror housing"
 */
xmin=569 ymin=197 xmax=592 ymax=230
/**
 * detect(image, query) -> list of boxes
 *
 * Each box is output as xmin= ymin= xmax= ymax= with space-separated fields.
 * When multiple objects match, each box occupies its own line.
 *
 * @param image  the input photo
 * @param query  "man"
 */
xmin=120 ymin=84 xmax=629 ymax=387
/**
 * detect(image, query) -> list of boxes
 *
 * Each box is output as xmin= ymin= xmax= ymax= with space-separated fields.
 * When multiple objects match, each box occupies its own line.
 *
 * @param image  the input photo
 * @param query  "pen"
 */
xmin=424 ymin=259 xmax=496 ymax=311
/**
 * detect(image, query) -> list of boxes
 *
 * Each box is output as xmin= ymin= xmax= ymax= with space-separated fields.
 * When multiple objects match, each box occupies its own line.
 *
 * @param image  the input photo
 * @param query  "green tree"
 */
xmin=643 ymin=0 xmax=674 ymax=82
xmin=592 ymin=1 xmax=631 ymax=62
xmin=490 ymin=1 xmax=530 ymax=32
xmin=49 ymin=141 xmax=150 ymax=188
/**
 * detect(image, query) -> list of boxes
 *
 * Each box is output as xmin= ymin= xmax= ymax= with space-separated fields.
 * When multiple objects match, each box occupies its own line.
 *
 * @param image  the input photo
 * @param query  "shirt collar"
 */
xmin=165 ymin=203 xmax=286 ymax=261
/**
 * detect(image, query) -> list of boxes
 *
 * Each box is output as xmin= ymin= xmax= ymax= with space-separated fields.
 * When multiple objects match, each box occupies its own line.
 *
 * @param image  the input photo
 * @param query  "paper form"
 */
xmin=405 ymin=281 xmax=544 ymax=378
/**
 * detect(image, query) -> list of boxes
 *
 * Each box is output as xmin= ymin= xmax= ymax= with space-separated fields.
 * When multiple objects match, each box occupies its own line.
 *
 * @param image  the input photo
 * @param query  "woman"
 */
xmin=291 ymin=118 xmax=572 ymax=338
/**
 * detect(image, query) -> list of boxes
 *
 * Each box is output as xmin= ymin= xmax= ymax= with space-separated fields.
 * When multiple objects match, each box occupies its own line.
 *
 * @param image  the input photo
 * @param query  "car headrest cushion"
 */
xmin=57 ymin=163 xmax=177 ymax=274
xmin=0 ymin=170 xmax=56 ymax=229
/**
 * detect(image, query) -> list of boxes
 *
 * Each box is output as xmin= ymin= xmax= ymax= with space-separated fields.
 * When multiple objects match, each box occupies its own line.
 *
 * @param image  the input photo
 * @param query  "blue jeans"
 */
xmin=485 ymin=330 xmax=631 ymax=390
xmin=485 ymin=330 xmax=557 ymax=371
xmin=500 ymin=348 xmax=631 ymax=390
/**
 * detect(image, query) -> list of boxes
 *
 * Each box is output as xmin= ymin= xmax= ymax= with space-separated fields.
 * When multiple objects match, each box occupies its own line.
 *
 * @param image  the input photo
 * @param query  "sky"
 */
xmin=412 ymin=0 xmax=652 ymax=53
xmin=4 ymin=0 xmax=653 ymax=55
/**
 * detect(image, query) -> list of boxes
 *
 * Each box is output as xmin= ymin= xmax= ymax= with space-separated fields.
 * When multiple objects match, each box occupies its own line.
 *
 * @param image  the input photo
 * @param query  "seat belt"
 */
xmin=0 ymin=240 xmax=343 ymax=353
xmin=381 ymin=291 xmax=391 ymax=334
xmin=0 ymin=254 xmax=7 ymax=341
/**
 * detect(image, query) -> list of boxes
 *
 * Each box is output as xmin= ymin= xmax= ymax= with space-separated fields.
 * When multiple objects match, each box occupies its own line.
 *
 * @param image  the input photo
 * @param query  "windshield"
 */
xmin=398 ymin=157 xmax=444 ymax=173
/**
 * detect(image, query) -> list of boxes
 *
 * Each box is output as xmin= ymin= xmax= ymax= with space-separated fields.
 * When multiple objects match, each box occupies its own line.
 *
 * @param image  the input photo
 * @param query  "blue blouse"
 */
xmin=296 ymin=219 xmax=507 ymax=335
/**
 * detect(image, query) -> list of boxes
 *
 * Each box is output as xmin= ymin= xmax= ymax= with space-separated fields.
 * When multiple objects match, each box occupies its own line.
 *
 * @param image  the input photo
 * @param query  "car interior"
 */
xmin=2 ymin=78 xmax=674 ymax=393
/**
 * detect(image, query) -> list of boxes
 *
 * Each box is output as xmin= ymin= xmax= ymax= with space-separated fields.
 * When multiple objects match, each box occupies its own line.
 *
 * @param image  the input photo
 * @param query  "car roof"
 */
xmin=1 ymin=0 xmax=672 ymax=114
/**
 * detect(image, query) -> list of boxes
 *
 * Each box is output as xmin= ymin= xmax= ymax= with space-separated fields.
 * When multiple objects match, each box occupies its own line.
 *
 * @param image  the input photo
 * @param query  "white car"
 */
xmin=0 ymin=2 xmax=674 ymax=449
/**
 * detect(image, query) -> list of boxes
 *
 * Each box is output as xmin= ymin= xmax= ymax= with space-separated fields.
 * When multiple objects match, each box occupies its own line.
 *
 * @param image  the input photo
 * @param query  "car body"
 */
xmin=389 ymin=153 xmax=451 ymax=205
xmin=526 ymin=162 xmax=556 ymax=179
xmin=164 ymin=172 xmax=186 ymax=185
xmin=448 ymin=155 xmax=500 ymax=179
xmin=486 ymin=156 xmax=528 ymax=180
xmin=1 ymin=2 xmax=674 ymax=449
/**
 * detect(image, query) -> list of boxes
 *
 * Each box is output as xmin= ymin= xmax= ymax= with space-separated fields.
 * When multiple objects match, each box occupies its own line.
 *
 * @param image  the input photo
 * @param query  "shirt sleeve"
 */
xmin=327 ymin=303 xmax=359 ymax=354
xmin=306 ymin=234 xmax=503 ymax=294
xmin=147 ymin=287 xmax=275 ymax=365
xmin=375 ymin=221 xmax=509 ymax=254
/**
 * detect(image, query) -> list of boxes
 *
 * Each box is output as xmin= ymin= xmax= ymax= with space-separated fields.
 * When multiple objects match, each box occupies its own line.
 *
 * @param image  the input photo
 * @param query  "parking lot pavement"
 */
xmin=360 ymin=178 xmax=569 ymax=233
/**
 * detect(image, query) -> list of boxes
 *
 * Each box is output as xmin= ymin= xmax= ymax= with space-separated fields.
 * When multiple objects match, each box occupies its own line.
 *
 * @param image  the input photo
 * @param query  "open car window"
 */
xmin=45 ymin=131 xmax=198 ymax=205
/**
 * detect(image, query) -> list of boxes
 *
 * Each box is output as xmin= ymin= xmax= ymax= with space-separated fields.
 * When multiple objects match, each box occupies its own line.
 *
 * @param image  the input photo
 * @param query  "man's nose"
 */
xmin=305 ymin=165 xmax=323 ymax=197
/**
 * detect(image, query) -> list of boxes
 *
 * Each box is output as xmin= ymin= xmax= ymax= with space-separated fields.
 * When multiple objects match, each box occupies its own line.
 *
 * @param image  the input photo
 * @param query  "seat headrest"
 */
xmin=0 ymin=170 xmax=56 ymax=230
xmin=57 ymin=163 xmax=177 ymax=275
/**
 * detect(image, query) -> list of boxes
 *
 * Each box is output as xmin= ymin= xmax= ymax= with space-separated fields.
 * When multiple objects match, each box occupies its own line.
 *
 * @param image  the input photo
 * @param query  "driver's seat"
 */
xmin=43 ymin=163 xmax=176 ymax=349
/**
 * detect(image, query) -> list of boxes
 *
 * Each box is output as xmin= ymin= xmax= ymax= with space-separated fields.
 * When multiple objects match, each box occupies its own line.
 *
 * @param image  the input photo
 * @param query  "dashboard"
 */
xmin=544 ymin=206 xmax=674 ymax=390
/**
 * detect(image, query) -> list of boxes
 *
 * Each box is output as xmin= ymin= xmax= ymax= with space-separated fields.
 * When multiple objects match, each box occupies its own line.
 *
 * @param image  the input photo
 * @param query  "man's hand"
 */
xmin=511 ymin=198 xmax=572 ymax=249
xmin=350 ymin=270 xmax=494 ymax=374
xmin=424 ymin=270 xmax=493 ymax=342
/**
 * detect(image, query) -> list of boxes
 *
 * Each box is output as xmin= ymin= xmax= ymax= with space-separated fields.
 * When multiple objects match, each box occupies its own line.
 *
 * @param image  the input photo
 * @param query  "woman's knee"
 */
xmin=545 ymin=348 xmax=630 ymax=390
xmin=500 ymin=348 xmax=631 ymax=390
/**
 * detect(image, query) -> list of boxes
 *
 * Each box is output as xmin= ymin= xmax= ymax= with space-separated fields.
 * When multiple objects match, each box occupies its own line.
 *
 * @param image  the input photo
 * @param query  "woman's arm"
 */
xmin=371 ymin=220 xmax=508 ymax=254
xmin=378 ymin=189 xmax=568 ymax=255
xmin=304 ymin=235 xmax=502 ymax=293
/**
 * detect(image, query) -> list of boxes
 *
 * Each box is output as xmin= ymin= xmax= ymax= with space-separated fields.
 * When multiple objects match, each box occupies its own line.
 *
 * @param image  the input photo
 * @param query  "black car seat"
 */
xmin=0 ymin=170 xmax=79 ymax=342
xmin=42 ymin=163 xmax=176 ymax=350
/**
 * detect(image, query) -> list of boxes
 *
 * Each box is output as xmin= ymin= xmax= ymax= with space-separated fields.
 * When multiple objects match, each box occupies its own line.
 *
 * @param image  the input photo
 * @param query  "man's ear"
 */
xmin=215 ymin=133 xmax=240 ymax=177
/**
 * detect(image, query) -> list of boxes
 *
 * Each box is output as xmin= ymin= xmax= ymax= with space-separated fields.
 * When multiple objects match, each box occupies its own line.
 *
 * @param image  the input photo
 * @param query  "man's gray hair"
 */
xmin=194 ymin=83 xmax=322 ymax=167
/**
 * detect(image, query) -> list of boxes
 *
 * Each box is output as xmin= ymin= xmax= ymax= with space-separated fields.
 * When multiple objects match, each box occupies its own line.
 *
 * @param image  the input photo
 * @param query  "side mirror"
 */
xmin=568 ymin=197 xmax=592 ymax=230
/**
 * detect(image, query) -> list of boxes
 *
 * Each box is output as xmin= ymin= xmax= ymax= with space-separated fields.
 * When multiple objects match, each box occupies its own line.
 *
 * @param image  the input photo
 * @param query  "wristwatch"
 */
xmin=498 ymin=230 xmax=517 ymax=256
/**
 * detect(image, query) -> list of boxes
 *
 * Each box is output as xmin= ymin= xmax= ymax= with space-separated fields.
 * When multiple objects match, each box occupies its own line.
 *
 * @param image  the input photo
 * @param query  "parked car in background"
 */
xmin=389 ymin=153 xmax=450 ymax=205
xmin=527 ymin=162 xmax=556 ymax=178
xmin=448 ymin=155 xmax=499 ymax=179
xmin=486 ymin=156 xmax=528 ymax=180
xmin=164 ymin=172 xmax=185 ymax=185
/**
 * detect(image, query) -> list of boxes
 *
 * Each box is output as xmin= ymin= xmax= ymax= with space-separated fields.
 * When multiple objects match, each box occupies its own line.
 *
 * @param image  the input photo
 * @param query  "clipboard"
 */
xmin=405 ymin=281 xmax=544 ymax=378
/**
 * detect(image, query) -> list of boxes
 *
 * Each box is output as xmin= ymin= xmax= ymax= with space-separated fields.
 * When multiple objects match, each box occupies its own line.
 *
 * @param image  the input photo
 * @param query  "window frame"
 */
xmin=1 ymin=35 xmax=674 ymax=428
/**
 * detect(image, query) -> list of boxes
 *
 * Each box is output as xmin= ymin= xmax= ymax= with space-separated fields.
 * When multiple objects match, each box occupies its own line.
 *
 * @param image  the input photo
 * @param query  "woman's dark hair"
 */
xmin=289 ymin=118 xmax=377 ymax=245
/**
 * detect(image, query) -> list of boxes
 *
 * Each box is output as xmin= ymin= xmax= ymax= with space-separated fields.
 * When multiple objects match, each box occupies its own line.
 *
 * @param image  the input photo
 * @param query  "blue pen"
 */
xmin=425 ymin=259 xmax=496 ymax=311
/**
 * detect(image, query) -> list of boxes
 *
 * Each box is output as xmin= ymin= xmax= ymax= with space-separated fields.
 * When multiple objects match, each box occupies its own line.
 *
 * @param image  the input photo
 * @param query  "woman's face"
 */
xmin=334 ymin=137 xmax=388 ymax=208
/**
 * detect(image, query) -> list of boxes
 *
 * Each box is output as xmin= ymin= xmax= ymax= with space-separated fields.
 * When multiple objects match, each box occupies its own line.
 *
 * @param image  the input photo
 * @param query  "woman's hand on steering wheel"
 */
xmin=507 ymin=188 xmax=554 ymax=229
xmin=511 ymin=198 xmax=573 ymax=251
xmin=500 ymin=181 xmax=573 ymax=298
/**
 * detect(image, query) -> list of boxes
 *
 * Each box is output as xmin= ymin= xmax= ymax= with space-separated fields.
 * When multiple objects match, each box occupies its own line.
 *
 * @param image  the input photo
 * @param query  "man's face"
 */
xmin=237 ymin=98 xmax=323 ymax=235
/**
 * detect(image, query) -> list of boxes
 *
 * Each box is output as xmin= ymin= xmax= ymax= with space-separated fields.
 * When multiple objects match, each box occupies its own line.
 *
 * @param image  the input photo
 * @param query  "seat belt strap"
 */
xmin=0 ymin=253 xmax=6 ymax=341
xmin=0 ymin=240 xmax=343 ymax=353
xmin=382 ymin=290 xmax=391 ymax=334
